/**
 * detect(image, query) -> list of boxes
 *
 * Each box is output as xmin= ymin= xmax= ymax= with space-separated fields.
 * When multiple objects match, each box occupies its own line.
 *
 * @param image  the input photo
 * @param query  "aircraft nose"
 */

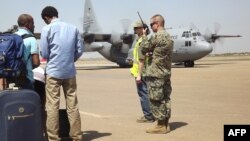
xmin=197 ymin=41 xmax=213 ymax=55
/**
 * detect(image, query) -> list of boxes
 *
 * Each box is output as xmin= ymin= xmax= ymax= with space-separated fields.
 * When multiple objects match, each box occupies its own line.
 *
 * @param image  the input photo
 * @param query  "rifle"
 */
xmin=137 ymin=11 xmax=150 ymax=35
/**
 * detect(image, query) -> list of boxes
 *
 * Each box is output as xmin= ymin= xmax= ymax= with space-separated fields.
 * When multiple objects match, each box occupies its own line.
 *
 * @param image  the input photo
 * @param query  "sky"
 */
xmin=0 ymin=0 xmax=250 ymax=54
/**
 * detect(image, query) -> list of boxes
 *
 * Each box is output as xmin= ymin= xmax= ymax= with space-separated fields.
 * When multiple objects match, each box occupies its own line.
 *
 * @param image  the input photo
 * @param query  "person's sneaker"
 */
xmin=136 ymin=116 xmax=155 ymax=123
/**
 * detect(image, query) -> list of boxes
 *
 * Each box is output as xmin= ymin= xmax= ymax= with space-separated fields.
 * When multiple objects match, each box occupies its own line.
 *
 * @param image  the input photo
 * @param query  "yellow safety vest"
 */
xmin=130 ymin=37 xmax=142 ymax=77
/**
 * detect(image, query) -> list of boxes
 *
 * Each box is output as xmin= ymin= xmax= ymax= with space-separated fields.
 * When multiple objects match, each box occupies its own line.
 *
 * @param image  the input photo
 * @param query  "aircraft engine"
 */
xmin=120 ymin=33 xmax=134 ymax=53
xmin=204 ymin=23 xmax=222 ymax=43
xmin=83 ymin=42 xmax=104 ymax=52
xmin=120 ymin=33 xmax=133 ymax=44
xmin=82 ymin=32 xmax=95 ymax=43
xmin=120 ymin=43 xmax=130 ymax=54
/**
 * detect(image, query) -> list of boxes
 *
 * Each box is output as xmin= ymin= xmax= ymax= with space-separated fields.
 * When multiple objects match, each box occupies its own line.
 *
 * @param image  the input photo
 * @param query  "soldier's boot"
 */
xmin=146 ymin=119 xmax=170 ymax=134
xmin=165 ymin=117 xmax=171 ymax=133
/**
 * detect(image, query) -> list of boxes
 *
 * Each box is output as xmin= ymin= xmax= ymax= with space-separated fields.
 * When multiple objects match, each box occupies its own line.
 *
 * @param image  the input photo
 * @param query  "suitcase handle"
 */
xmin=8 ymin=113 xmax=34 ymax=120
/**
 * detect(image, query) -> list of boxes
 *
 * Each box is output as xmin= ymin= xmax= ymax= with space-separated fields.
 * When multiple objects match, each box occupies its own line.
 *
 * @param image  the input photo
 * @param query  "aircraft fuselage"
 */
xmin=169 ymin=28 xmax=213 ymax=63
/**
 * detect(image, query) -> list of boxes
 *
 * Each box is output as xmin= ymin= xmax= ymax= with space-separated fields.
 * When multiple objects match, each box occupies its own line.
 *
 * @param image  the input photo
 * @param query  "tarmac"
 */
xmin=60 ymin=55 xmax=250 ymax=141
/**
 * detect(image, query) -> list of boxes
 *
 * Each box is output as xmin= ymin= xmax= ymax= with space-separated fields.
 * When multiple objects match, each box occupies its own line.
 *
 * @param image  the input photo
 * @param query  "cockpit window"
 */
xmin=192 ymin=32 xmax=202 ymax=37
xmin=182 ymin=31 xmax=186 ymax=37
xmin=182 ymin=31 xmax=192 ymax=38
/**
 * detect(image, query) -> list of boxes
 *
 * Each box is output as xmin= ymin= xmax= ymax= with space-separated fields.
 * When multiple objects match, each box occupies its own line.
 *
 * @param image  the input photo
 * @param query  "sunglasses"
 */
xmin=150 ymin=22 xmax=158 ymax=27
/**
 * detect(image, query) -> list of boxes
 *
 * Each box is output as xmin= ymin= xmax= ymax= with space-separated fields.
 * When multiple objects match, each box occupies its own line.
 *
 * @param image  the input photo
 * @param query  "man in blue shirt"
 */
xmin=40 ymin=6 xmax=84 ymax=141
xmin=15 ymin=14 xmax=40 ymax=89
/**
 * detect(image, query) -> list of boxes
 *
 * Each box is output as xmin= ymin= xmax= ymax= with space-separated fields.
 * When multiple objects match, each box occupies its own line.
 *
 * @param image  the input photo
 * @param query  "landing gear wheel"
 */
xmin=184 ymin=61 xmax=194 ymax=67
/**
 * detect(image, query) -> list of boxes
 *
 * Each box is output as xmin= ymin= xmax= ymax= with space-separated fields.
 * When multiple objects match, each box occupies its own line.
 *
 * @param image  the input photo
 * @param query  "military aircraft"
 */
xmin=81 ymin=0 xmax=134 ymax=67
xmin=81 ymin=0 xmax=241 ymax=67
xmin=2 ymin=0 xmax=240 ymax=68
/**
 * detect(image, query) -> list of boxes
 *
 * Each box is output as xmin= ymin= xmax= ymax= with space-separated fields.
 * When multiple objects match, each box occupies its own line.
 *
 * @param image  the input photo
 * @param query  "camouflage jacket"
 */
xmin=140 ymin=29 xmax=173 ymax=78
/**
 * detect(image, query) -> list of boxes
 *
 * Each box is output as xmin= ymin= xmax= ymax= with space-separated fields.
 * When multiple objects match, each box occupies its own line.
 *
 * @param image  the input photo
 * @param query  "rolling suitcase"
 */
xmin=0 ymin=89 xmax=44 ymax=141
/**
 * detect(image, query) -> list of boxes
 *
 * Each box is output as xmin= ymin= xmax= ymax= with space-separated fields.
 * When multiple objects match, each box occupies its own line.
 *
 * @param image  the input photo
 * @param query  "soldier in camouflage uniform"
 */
xmin=140 ymin=14 xmax=173 ymax=134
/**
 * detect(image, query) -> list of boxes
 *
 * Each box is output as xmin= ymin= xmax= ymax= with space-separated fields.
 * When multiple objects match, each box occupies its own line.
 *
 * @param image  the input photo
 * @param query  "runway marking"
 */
xmin=79 ymin=111 xmax=116 ymax=118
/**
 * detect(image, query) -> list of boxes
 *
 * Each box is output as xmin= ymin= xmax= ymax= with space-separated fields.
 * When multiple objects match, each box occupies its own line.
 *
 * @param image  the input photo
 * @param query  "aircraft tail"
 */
xmin=83 ymin=0 xmax=100 ymax=33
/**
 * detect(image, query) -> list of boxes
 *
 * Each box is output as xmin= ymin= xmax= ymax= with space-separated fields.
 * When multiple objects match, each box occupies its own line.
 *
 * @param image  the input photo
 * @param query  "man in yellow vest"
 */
xmin=130 ymin=21 xmax=154 ymax=123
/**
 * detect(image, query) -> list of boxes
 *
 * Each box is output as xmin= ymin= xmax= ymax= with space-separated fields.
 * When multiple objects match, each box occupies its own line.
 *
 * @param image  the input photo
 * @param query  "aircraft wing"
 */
xmin=83 ymin=33 xmax=112 ymax=43
xmin=205 ymin=34 xmax=242 ymax=43
xmin=212 ymin=34 xmax=241 ymax=39
xmin=34 ymin=32 xmax=112 ymax=42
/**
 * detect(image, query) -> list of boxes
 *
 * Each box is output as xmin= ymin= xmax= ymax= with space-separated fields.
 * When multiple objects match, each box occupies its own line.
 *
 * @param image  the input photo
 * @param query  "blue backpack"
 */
xmin=0 ymin=33 xmax=33 ymax=83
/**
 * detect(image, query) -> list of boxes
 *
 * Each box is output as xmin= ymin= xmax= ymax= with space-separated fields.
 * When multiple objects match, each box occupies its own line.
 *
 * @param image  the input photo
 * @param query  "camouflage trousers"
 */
xmin=145 ymin=77 xmax=172 ymax=120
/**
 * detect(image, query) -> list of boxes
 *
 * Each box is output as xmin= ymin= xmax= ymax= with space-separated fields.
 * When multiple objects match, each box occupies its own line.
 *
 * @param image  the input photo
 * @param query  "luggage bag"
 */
xmin=0 ymin=89 xmax=44 ymax=141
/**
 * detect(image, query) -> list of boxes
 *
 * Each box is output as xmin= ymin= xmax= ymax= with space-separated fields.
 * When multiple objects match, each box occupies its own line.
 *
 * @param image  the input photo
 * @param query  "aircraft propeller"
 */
xmin=110 ymin=30 xmax=121 ymax=44
xmin=111 ymin=19 xmax=130 ymax=40
xmin=203 ymin=22 xmax=241 ymax=44
xmin=202 ymin=23 xmax=241 ymax=54
xmin=204 ymin=23 xmax=220 ymax=43
xmin=120 ymin=19 xmax=131 ymax=34
xmin=110 ymin=19 xmax=133 ymax=45
xmin=120 ymin=19 xmax=134 ymax=44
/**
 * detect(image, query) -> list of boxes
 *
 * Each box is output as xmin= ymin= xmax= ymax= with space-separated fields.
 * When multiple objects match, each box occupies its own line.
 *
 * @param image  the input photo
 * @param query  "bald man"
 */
xmin=15 ymin=14 xmax=40 ymax=89
xmin=140 ymin=14 xmax=173 ymax=134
